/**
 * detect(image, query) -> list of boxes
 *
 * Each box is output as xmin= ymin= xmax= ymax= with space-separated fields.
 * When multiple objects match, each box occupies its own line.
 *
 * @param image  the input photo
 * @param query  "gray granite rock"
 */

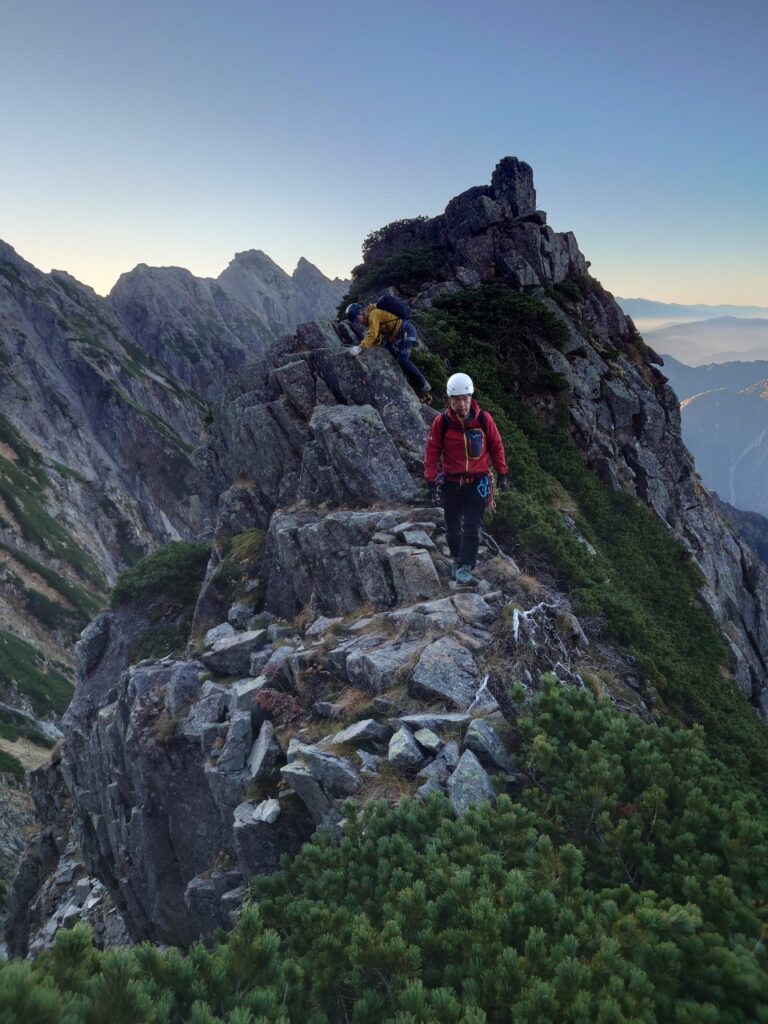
xmin=447 ymin=750 xmax=497 ymax=815
xmin=246 ymin=721 xmax=282 ymax=781
xmin=416 ymin=778 xmax=446 ymax=801
xmin=331 ymin=720 xmax=391 ymax=747
xmin=306 ymin=615 xmax=344 ymax=638
xmin=416 ymin=741 xmax=460 ymax=785
xmin=76 ymin=614 xmax=112 ymax=675
xmin=357 ymin=750 xmax=382 ymax=775
xmin=414 ymin=728 xmax=442 ymax=754
xmin=388 ymin=728 xmax=425 ymax=771
xmin=201 ymin=630 xmax=269 ymax=676
xmin=409 ymin=638 xmax=480 ymax=709
xmin=386 ymin=546 xmax=443 ymax=603
xmin=464 ymin=719 xmax=515 ymax=773
xmin=230 ymin=676 xmax=270 ymax=714
xmin=217 ymin=712 xmax=253 ymax=773
xmin=287 ymin=742 xmax=362 ymax=798
xmin=393 ymin=712 xmax=471 ymax=733
xmin=345 ymin=638 xmax=423 ymax=695
xmin=280 ymin=763 xmax=333 ymax=825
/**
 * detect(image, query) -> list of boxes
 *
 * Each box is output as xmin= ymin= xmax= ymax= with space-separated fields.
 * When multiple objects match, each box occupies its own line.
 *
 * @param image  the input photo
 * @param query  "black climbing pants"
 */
xmin=394 ymin=351 xmax=428 ymax=392
xmin=442 ymin=478 xmax=487 ymax=568
xmin=384 ymin=341 xmax=429 ymax=392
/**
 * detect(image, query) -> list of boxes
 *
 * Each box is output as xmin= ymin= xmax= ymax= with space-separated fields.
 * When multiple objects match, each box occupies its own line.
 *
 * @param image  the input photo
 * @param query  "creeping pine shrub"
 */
xmin=338 ymin=246 xmax=450 ymax=314
xmin=2 ymin=688 xmax=766 ymax=1023
xmin=110 ymin=541 xmax=211 ymax=607
xmin=361 ymin=216 xmax=430 ymax=259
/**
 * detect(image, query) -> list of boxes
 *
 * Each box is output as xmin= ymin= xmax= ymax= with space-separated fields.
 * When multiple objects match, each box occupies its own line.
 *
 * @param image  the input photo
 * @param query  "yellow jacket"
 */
xmin=361 ymin=305 xmax=401 ymax=349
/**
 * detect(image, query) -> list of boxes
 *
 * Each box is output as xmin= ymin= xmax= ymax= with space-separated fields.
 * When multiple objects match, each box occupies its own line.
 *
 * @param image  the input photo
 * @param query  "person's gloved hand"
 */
xmin=427 ymin=482 xmax=442 ymax=507
xmin=347 ymin=345 xmax=362 ymax=356
xmin=497 ymin=474 xmax=509 ymax=492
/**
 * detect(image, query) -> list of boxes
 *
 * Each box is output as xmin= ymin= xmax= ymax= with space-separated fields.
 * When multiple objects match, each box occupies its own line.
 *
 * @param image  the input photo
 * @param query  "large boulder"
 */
xmin=409 ymin=638 xmax=480 ymax=709
xmin=298 ymin=404 xmax=419 ymax=506
xmin=447 ymin=750 xmax=497 ymax=815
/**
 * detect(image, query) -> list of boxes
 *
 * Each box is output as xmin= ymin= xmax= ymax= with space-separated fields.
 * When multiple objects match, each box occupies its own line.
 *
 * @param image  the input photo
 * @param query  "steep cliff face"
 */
xmin=0 ymin=241 xmax=208 ymax=771
xmin=217 ymin=250 xmax=348 ymax=335
xmin=0 ymin=242 xmax=206 ymax=570
xmin=109 ymin=253 xmax=349 ymax=402
xmin=109 ymin=265 xmax=267 ymax=400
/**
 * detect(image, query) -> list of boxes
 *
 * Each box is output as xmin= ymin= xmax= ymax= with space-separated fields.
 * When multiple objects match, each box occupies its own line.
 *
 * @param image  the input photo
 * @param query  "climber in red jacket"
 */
xmin=424 ymin=372 xmax=509 ymax=585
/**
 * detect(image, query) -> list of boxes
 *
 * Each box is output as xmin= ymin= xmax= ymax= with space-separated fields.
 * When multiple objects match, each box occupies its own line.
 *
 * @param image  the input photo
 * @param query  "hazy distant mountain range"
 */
xmin=644 ymin=317 xmax=768 ymax=365
xmin=661 ymin=356 xmax=768 ymax=401
xmin=617 ymin=297 xmax=768 ymax=333
xmin=662 ymin=354 xmax=768 ymax=517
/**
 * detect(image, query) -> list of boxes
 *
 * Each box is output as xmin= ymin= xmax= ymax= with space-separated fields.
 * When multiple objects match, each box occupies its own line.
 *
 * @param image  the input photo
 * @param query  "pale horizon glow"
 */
xmin=1 ymin=0 xmax=766 ymax=306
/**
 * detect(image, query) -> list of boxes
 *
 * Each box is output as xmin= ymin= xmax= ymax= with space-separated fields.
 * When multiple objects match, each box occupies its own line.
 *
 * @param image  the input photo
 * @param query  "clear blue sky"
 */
xmin=1 ymin=0 xmax=766 ymax=303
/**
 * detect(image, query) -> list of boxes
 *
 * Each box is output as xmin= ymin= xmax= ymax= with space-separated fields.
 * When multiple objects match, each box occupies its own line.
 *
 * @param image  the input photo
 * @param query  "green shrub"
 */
xmin=362 ymin=216 xmax=430 ymax=258
xmin=0 ymin=631 xmax=72 ymax=716
xmin=0 ymin=748 xmax=25 ymax=781
xmin=0 ymin=542 xmax=103 ymax=622
xmin=0 ymin=453 xmax=104 ymax=587
xmin=338 ymin=246 xmax=450 ymax=314
xmin=111 ymin=541 xmax=211 ymax=607
xmin=2 ymin=689 xmax=766 ymax=1022
xmin=0 ymin=707 xmax=55 ymax=748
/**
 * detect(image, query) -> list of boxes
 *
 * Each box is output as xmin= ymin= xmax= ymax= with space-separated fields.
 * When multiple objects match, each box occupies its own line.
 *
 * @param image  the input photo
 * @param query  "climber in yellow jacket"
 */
xmin=345 ymin=302 xmax=432 ymax=402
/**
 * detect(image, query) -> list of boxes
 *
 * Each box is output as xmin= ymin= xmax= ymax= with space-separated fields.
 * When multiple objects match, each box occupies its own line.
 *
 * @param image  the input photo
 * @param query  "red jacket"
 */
xmin=423 ymin=400 xmax=508 ymax=483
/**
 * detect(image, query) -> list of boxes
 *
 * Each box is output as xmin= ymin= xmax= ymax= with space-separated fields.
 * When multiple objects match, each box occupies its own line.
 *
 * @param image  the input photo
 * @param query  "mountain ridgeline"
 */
xmin=2 ymin=159 xmax=768 ymax=1020
xmin=0 ymin=245 xmax=346 ymax=786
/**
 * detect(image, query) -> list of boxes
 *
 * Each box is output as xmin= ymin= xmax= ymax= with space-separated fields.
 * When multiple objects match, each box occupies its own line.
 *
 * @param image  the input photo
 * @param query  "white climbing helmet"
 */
xmin=446 ymin=372 xmax=474 ymax=397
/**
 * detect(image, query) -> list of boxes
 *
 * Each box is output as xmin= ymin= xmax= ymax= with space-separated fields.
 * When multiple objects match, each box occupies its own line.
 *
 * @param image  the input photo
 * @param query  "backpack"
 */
xmin=438 ymin=407 xmax=488 ymax=444
xmin=376 ymin=293 xmax=412 ymax=320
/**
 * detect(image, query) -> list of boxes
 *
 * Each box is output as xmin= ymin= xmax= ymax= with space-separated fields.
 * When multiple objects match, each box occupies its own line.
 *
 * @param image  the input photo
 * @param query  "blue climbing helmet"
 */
xmin=346 ymin=302 xmax=364 ymax=322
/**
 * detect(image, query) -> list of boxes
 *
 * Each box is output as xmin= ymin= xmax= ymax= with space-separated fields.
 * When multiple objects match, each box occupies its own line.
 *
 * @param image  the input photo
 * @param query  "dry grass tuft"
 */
xmin=353 ymin=761 xmax=418 ymax=805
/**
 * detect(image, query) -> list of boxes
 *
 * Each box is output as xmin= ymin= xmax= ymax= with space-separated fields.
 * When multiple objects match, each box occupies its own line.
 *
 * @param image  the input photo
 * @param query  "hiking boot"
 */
xmin=450 ymin=560 xmax=459 ymax=581
xmin=454 ymin=564 xmax=479 ymax=585
xmin=418 ymin=383 xmax=432 ymax=405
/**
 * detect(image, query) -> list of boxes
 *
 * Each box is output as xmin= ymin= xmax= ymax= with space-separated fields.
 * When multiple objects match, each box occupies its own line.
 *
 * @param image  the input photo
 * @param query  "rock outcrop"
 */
xmin=0 ymin=240 xmax=209 ymax=767
xmin=354 ymin=156 xmax=768 ymax=717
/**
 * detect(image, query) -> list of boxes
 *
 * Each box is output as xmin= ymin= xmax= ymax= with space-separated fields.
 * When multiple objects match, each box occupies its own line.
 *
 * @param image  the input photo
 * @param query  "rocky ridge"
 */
xmin=6 ymin=156 xmax=768 ymax=955
xmin=0 ymin=241 xmax=348 ymax=903
xmin=111 ymin=251 xmax=348 ymax=399
xmin=0 ymin=242 xmax=207 ymax=686
xmin=6 ymin=319 xmax=645 ymax=954
xmin=353 ymin=156 xmax=768 ymax=717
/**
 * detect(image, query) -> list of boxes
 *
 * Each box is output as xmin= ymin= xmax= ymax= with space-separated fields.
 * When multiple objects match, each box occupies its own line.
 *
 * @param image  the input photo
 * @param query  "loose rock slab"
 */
xmin=202 ymin=630 xmax=269 ymax=676
xmin=388 ymin=727 xmax=425 ymax=771
xmin=447 ymin=750 xmax=496 ymax=815
xmin=409 ymin=637 xmax=479 ymax=709
xmin=331 ymin=719 xmax=390 ymax=747
xmin=464 ymin=719 xmax=515 ymax=773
